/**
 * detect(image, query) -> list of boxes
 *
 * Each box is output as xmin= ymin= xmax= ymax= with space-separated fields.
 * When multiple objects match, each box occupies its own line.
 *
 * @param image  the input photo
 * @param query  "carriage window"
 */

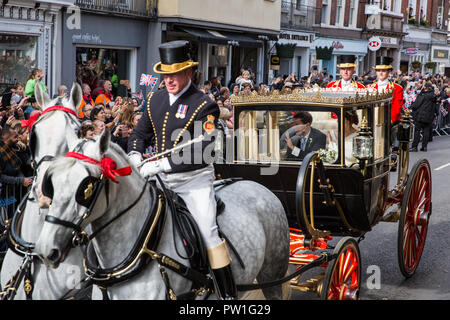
xmin=236 ymin=110 xmax=340 ymax=164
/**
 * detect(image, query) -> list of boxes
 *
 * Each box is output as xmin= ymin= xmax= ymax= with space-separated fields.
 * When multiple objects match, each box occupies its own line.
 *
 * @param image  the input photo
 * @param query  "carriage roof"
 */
xmin=231 ymin=86 xmax=393 ymax=108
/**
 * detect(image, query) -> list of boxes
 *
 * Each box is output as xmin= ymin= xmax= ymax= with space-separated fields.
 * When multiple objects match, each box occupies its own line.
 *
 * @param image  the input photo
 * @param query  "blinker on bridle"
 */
xmin=44 ymin=152 xmax=132 ymax=247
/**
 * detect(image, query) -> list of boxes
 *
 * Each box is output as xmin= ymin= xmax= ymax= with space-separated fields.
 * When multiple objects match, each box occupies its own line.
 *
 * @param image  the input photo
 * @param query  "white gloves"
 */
xmin=140 ymin=158 xmax=171 ymax=178
xmin=128 ymin=152 xmax=143 ymax=168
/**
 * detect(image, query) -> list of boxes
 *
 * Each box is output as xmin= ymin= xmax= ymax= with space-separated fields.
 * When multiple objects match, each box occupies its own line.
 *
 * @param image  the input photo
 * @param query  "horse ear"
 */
xmin=35 ymin=82 xmax=51 ymax=110
xmin=69 ymin=82 xmax=83 ymax=112
xmin=99 ymin=127 xmax=110 ymax=155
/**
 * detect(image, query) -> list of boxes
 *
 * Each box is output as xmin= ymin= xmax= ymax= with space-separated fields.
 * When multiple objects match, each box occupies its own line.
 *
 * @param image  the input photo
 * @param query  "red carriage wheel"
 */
xmin=397 ymin=159 xmax=432 ymax=278
xmin=320 ymin=237 xmax=361 ymax=300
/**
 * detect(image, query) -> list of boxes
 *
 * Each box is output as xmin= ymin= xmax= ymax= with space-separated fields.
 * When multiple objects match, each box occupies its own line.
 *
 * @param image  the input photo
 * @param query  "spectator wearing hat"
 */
xmin=326 ymin=55 xmax=365 ymax=91
xmin=367 ymin=57 xmax=404 ymax=124
xmin=127 ymin=40 xmax=236 ymax=299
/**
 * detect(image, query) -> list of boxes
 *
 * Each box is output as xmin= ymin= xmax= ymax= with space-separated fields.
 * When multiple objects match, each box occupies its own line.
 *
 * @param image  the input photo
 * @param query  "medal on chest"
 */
xmin=176 ymin=104 xmax=189 ymax=119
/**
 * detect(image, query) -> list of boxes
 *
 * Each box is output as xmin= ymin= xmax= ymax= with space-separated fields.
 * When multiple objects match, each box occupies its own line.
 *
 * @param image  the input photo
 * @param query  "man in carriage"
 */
xmin=127 ymin=40 xmax=237 ymax=299
xmin=326 ymin=55 xmax=366 ymax=91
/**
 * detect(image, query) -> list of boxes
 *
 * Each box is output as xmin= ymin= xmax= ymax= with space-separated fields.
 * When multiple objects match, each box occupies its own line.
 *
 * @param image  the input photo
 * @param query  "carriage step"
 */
xmin=381 ymin=208 xmax=401 ymax=223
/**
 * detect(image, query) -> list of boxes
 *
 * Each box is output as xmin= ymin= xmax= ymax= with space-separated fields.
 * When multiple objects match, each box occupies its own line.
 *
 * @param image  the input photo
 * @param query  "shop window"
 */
xmin=76 ymin=47 xmax=131 ymax=97
xmin=0 ymin=34 xmax=38 ymax=94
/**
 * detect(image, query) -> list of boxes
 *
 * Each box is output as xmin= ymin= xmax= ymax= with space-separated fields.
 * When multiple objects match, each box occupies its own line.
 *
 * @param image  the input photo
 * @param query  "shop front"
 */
xmin=0 ymin=2 xmax=64 ymax=95
xmin=431 ymin=46 xmax=450 ymax=75
xmin=311 ymin=38 xmax=368 ymax=79
xmin=400 ymin=26 xmax=432 ymax=74
xmin=275 ymin=30 xmax=314 ymax=78
xmin=162 ymin=23 xmax=277 ymax=86
xmin=61 ymin=12 xmax=151 ymax=97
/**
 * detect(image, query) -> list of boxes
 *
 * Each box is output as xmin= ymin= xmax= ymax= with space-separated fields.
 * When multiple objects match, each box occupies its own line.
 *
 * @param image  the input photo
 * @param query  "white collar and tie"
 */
xmin=340 ymin=79 xmax=355 ymax=91
xmin=377 ymin=79 xmax=389 ymax=91
xmin=169 ymin=80 xmax=192 ymax=106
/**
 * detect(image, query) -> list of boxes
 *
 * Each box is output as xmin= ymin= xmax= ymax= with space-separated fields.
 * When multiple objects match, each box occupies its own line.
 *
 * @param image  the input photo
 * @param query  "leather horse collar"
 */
xmin=83 ymin=182 xmax=167 ymax=286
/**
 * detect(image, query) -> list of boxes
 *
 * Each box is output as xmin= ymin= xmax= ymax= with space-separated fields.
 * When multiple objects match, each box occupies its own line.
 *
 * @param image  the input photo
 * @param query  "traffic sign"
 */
xmin=368 ymin=37 xmax=381 ymax=51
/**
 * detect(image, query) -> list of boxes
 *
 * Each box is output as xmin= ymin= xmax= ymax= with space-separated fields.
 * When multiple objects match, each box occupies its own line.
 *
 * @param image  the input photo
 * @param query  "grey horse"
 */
xmin=34 ymin=129 xmax=290 ymax=300
xmin=0 ymin=83 xmax=87 ymax=299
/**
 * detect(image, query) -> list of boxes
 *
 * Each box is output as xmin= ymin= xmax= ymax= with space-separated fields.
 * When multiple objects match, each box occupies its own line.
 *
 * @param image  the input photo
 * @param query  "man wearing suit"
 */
xmin=284 ymin=111 xmax=326 ymax=160
xmin=127 ymin=40 xmax=236 ymax=299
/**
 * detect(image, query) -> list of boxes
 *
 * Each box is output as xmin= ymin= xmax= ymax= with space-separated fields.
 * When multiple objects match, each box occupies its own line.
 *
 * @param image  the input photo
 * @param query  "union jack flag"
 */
xmin=140 ymin=74 xmax=158 ymax=88
xmin=131 ymin=91 xmax=144 ymax=100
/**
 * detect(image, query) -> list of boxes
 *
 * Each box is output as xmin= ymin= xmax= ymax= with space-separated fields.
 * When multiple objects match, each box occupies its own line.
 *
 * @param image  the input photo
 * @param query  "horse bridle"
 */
xmin=43 ymin=142 xmax=134 ymax=251
xmin=27 ymin=105 xmax=79 ymax=170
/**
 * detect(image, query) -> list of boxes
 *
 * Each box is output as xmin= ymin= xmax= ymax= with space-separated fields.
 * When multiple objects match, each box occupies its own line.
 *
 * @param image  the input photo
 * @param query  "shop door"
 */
xmin=76 ymin=47 xmax=132 ymax=98
xmin=231 ymin=46 xmax=258 ymax=86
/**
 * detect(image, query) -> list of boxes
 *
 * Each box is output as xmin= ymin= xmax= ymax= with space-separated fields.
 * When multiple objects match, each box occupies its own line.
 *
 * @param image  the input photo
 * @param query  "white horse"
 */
xmin=0 ymin=82 xmax=88 ymax=299
xmin=34 ymin=129 xmax=290 ymax=300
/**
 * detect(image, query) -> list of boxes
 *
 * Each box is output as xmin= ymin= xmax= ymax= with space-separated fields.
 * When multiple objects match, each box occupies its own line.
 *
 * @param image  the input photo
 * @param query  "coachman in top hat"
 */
xmin=326 ymin=55 xmax=365 ymax=91
xmin=127 ymin=40 xmax=237 ymax=299
xmin=368 ymin=56 xmax=404 ymax=124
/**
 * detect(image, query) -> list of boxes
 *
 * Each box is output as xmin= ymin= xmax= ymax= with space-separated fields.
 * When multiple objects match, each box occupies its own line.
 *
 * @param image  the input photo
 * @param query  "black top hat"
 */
xmin=153 ymin=40 xmax=199 ymax=74
xmin=374 ymin=56 xmax=393 ymax=70
xmin=337 ymin=55 xmax=357 ymax=68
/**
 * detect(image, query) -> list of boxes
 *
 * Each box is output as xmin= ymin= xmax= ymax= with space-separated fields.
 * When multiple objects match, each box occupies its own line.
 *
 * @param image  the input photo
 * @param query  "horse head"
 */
xmin=35 ymin=81 xmax=82 ymax=114
xmin=35 ymin=129 xmax=141 ymax=268
xmin=32 ymin=82 xmax=82 ymax=161
xmin=31 ymin=82 xmax=83 ymax=207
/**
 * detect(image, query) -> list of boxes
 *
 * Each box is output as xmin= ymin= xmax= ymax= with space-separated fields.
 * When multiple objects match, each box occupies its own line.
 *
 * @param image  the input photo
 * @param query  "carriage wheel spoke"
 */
xmin=327 ymin=245 xmax=359 ymax=300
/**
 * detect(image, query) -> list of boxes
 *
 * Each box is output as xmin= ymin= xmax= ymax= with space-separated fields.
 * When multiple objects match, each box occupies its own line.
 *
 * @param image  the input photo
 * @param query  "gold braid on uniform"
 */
xmin=146 ymin=92 xmax=158 ymax=153
xmin=171 ymin=100 xmax=208 ymax=153
xmin=160 ymin=111 xmax=170 ymax=157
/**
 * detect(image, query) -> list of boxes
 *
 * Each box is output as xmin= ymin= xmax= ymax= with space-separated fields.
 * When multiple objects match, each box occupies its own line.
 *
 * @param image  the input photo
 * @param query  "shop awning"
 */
xmin=178 ymin=26 xmax=263 ymax=48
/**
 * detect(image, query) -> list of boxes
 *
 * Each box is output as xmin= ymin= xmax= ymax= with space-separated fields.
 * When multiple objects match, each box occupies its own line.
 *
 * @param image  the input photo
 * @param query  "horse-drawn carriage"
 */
xmin=0 ymin=83 xmax=431 ymax=301
xmin=214 ymin=86 xmax=432 ymax=300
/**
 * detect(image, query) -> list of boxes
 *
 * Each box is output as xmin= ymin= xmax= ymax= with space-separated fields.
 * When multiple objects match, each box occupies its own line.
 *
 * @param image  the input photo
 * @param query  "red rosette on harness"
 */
xmin=65 ymin=152 xmax=132 ymax=183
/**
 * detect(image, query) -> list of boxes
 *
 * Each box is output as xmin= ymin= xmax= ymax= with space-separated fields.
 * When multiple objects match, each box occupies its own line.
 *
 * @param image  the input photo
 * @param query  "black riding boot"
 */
xmin=212 ymin=264 xmax=237 ymax=300
xmin=208 ymin=239 xmax=237 ymax=300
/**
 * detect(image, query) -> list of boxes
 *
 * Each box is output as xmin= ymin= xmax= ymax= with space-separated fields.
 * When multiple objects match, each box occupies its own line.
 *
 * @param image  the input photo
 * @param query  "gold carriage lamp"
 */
xmin=352 ymin=116 xmax=374 ymax=162
xmin=397 ymin=108 xmax=414 ymax=147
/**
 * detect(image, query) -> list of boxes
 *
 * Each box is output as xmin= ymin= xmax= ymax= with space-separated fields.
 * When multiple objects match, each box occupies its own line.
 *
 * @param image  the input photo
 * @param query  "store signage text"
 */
xmin=405 ymin=48 xmax=418 ymax=55
xmin=379 ymin=36 xmax=397 ymax=45
xmin=72 ymin=33 xmax=102 ymax=44
xmin=279 ymin=33 xmax=309 ymax=42
xmin=332 ymin=41 xmax=344 ymax=49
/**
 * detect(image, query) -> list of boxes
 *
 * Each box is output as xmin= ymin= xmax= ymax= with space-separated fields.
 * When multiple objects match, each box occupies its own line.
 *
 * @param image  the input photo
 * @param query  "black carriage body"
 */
xmin=214 ymin=89 xmax=393 ymax=237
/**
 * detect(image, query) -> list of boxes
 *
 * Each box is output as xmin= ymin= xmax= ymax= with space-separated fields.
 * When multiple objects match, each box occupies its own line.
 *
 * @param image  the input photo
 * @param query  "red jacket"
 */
xmin=326 ymin=80 xmax=366 ymax=90
xmin=368 ymin=81 xmax=404 ymax=124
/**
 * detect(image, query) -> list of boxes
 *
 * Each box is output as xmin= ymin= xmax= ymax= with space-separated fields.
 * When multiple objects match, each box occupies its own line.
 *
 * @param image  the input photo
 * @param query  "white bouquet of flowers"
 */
xmin=318 ymin=148 xmax=338 ymax=164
